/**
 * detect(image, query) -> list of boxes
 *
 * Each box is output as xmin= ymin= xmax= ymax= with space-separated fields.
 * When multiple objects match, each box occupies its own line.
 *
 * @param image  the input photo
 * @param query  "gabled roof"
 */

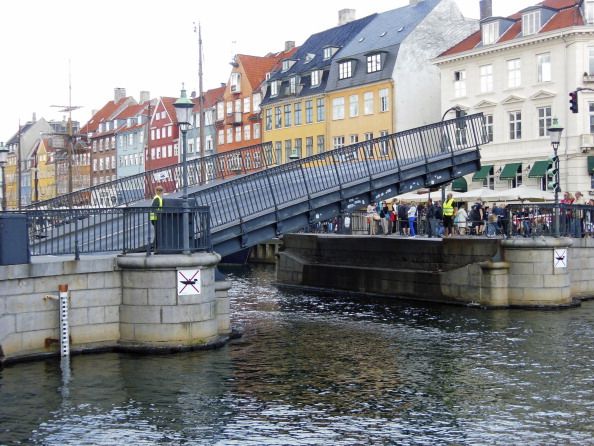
xmin=268 ymin=13 xmax=377 ymax=81
xmin=155 ymin=97 xmax=178 ymax=125
xmin=6 ymin=121 xmax=34 ymax=145
xmin=239 ymin=49 xmax=298 ymax=90
xmin=439 ymin=0 xmax=582 ymax=58
xmin=81 ymin=96 xmax=135 ymax=134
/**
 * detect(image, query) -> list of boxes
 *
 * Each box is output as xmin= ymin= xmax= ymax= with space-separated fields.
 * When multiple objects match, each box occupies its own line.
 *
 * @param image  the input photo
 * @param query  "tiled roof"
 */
xmin=80 ymin=97 xmax=134 ymax=134
xmin=239 ymin=50 xmax=298 ymax=90
xmin=439 ymin=0 xmax=581 ymax=58
xmin=193 ymin=85 xmax=226 ymax=111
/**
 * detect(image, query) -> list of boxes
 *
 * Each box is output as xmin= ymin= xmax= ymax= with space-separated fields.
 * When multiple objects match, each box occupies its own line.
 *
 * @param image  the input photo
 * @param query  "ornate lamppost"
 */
xmin=173 ymin=85 xmax=194 ymax=254
xmin=547 ymin=118 xmax=564 ymax=237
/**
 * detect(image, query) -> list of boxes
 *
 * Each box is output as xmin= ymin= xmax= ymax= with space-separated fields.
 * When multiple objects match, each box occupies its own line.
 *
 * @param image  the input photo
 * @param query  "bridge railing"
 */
xmin=24 ymin=142 xmax=276 ymax=210
xmin=21 ymin=205 xmax=211 ymax=257
xmin=192 ymin=113 xmax=486 ymax=230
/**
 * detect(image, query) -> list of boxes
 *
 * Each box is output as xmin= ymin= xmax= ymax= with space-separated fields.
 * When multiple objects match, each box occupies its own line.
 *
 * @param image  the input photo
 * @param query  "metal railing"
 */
xmin=24 ymin=142 xmax=277 ymax=210
xmin=22 ymin=205 xmax=210 ymax=257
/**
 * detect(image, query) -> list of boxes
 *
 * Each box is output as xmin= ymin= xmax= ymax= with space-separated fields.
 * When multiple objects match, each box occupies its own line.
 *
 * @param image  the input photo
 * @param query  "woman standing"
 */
xmin=408 ymin=202 xmax=418 ymax=237
xmin=367 ymin=202 xmax=377 ymax=235
xmin=455 ymin=204 xmax=468 ymax=235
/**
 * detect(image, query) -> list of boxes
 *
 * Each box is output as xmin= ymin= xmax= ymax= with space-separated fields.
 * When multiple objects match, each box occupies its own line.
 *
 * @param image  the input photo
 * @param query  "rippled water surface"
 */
xmin=1 ymin=264 xmax=594 ymax=445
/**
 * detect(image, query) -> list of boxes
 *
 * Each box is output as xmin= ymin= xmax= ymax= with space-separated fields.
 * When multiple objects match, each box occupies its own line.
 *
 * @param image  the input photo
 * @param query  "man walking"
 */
xmin=442 ymin=193 xmax=456 ymax=237
xmin=150 ymin=185 xmax=164 ymax=251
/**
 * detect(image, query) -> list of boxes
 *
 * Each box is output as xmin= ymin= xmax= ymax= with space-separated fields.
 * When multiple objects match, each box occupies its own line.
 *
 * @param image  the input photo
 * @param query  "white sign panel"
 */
xmin=554 ymin=249 xmax=567 ymax=269
xmin=177 ymin=269 xmax=201 ymax=295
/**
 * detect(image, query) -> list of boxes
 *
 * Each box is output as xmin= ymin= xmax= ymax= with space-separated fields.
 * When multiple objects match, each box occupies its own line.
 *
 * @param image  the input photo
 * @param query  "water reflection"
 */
xmin=0 ymin=264 xmax=593 ymax=445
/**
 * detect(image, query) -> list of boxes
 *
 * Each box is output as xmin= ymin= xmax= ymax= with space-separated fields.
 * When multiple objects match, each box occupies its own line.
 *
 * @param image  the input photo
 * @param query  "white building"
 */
xmin=435 ymin=0 xmax=594 ymax=198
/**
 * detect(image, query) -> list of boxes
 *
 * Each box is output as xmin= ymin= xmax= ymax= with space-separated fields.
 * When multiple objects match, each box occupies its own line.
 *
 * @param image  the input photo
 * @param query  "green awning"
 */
xmin=472 ymin=165 xmax=493 ymax=181
xmin=500 ymin=162 xmax=522 ymax=179
xmin=451 ymin=177 xmax=468 ymax=192
xmin=528 ymin=160 xmax=551 ymax=178
xmin=589 ymin=156 xmax=594 ymax=173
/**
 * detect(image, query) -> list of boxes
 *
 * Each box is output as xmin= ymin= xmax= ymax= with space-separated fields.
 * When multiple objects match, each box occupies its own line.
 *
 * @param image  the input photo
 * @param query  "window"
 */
xmin=253 ymin=93 xmax=261 ymax=112
xmin=367 ymin=54 xmax=381 ymax=73
xmin=379 ymin=88 xmax=389 ymax=112
xmin=244 ymin=124 xmax=251 ymax=141
xmin=483 ymin=114 xmax=494 ymax=142
xmin=284 ymin=140 xmax=292 ymax=161
xmin=311 ymin=70 xmax=320 ymax=87
xmin=349 ymin=95 xmax=359 ymax=117
xmin=507 ymin=59 xmax=521 ymax=88
xmin=522 ymin=10 xmax=541 ymax=36
xmin=333 ymin=136 xmax=345 ymax=150
xmin=482 ymin=21 xmax=498 ymax=45
xmin=243 ymin=97 xmax=251 ymax=113
xmin=305 ymin=100 xmax=313 ymax=123
xmin=226 ymin=128 xmax=233 ymax=144
xmin=380 ymin=130 xmax=389 ymax=156
xmin=317 ymin=135 xmax=325 ymax=153
xmin=271 ymin=81 xmax=279 ymax=97
xmin=339 ymin=61 xmax=353 ymax=79
xmin=289 ymin=76 xmax=297 ymax=94
xmin=306 ymin=137 xmax=313 ymax=157
xmin=234 ymin=99 xmax=241 ymax=113
xmin=483 ymin=166 xmax=495 ymax=189
xmin=275 ymin=107 xmax=282 ymax=128
xmin=217 ymin=102 xmax=224 ymax=121
xmin=454 ymin=70 xmax=466 ymax=98
xmin=589 ymin=102 xmax=594 ymax=133
xmin=323 ymin=47 xmax=337 ymax=60
xmin=350 ymin=134 xmax=359 ymax=144
xmin=537 ymin=106 xmax=552 ymax=137
xmin=294 ymin=102 xmax=302 ymax=125
xmin=284 ymin=104 xmax=292 ymax=127
xmin=589 ymin=48 xmax=594 ymax=76
xmin=537 ymin=53 xmax=551 ymax=82
xmin=294 ymin=138 xmax=302 ymax=159
xmin=332 ymin=97 xmax=345 ymax=120
xmin=509 ymin=111 xmax=522 ymax=140
xmin=254 ymin=124 xmax=261 ymax=139
xmin=265 ymin=109 xmax=272 ymax=131
xmin=230 ymin=72 xmax=241 ymax=92
xmin=480 ymin=64 xmax=493 ymax=93
xmin=586 ymin=0 xmax=594 ymax=24
xmin=364 ymin=92 xmax=374 ymax=115
xmin=168 ymin=145 xmax=173 ymax=158
xmin=316 ymin=98 xmax=325 ymax=122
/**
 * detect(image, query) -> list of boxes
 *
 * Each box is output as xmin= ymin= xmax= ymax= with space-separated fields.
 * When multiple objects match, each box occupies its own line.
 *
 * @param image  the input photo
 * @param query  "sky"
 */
xmin=0 ymin=0 xmax=538 ymax=142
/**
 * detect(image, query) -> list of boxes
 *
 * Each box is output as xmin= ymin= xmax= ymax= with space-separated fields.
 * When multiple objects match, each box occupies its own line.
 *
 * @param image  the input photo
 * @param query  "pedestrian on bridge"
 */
xmin=408 ymin=202 xmax=418 ymax=237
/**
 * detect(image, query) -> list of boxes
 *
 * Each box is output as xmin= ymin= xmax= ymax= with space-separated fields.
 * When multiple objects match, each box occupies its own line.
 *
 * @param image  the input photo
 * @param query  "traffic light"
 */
xmin=546 ymin=166 xmax=558 ymax=177
xmin=548 ymin=154 xmax=559 ymax=164
xmin=569 ymin=90 xmax=579 ymax=113
xmin=548 ymin=179 xmax=561 ymax=192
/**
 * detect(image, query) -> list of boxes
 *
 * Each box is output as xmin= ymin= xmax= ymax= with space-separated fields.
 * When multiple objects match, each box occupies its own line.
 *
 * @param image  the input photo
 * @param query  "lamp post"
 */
xmin=547 ymin=118 xmax=564 ymax=237
xmin=174 ymin=85 xmax=194 ymax=254
xmin=0 ymin=142 xmax=8 ymax=211
xmin=440 ymin=106 xmax=464 ymax=202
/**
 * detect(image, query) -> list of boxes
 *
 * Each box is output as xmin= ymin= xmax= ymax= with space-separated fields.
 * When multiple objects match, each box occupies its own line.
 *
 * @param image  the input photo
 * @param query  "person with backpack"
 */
xmin=398 ymin=201 xmax=409 ymax=236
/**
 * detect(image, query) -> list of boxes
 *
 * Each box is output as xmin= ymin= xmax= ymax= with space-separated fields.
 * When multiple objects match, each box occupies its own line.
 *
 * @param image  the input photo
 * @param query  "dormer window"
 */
xmin=282 ymin=60 xmax=296 ymax=72
xmin=482 ymin=21 xmax=498 ymax=45
xmin=311 ymin=70 xmax=321 ymax=87
xmin=230 ymin=72 xmax=241 ymax=93
xmin=522 ymin=10 xmax=541 ymax=36
xmin=271 ymin=80 xmax=279 ymax=97
xmin=367 ymin=53 xmax=382 ymax=73
xmin=339 ymin=61 xmax=353 ymax=80
xmin=304 ymin=53 xmax=315 ymax=64
xmin=323 ymin=46 xmax=338 ymax=60
xmin=289 ymin=76 xmax=298 ymax=94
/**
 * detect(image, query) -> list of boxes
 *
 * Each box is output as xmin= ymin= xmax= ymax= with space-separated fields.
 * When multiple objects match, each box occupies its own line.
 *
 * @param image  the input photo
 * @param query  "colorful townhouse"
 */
xmin=216 ymin=44 xmax=298 ymax=159
xmin=435 ymin=0 xmax=594 ymax=196
xmin=188 ymin=84 xmax=225 ymax=161
xmin=146 ymin=96 xmax=179 ymax=191
xmin=260 ymin=11 xmax=376 ymax=164
xmin=324 ymin=0 xmax=476 ymax=149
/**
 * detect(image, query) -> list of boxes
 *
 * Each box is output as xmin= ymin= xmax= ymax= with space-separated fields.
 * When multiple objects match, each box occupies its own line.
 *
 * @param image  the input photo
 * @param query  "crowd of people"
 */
xmin=364 ymin=192 xmax=594 ymax=238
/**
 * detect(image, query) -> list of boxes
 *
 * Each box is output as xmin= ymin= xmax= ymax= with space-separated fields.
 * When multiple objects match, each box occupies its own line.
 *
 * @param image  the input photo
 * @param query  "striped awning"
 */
xmin=472 ymin=165 xmax=493 ymax=181
xmin=528 ymin=160 xmax=551 ymax=178
xmin=499 ymin=162 xmax=522 ymax=179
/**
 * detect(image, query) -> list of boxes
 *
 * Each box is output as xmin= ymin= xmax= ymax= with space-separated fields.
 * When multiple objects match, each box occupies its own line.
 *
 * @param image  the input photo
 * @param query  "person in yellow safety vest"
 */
xmin=150 ymin=185 xmax=164 ymax=250
xmin=442 ymin=193 xmax=456 ymax=237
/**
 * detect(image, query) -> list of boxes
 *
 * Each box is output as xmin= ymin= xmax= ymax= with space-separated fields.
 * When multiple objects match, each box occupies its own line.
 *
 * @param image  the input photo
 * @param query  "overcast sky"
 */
xmin=0 ymin=0 xmax=537 ymax=142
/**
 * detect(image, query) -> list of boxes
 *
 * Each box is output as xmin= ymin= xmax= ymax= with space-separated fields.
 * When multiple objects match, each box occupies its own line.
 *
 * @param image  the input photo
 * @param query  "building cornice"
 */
xmin=434 ymin=26 xmax=594 ymax=66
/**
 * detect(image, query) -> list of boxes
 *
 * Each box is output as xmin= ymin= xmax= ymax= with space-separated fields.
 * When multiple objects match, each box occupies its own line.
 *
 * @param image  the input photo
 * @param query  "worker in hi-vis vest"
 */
xmin=150 ymin=185 xmax=164 ymax=250
xmin=442 ymin=192 xmax=456 ymax=237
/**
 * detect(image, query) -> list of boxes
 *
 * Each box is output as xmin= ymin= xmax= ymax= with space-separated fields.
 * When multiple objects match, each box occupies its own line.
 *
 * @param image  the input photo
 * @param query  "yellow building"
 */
xmin=4 ymin=152 xmax=18 ymax=209
xmin=31 ymin=139 xmax=57 ymax=202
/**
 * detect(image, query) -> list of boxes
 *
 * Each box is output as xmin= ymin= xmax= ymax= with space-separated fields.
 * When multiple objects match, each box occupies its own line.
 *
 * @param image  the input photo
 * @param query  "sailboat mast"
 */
xmin=198 ymin=22 xmax=206 ymax=184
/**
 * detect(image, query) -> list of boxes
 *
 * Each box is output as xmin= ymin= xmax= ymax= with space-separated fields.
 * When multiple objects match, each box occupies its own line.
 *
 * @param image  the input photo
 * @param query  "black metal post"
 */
xmin=1 ymin=163 xmax=6 ymax=211
xmin=181 ymin=127 xmax=190 ymax=254
xmin=552 ymin=142 xmax=560 ymax=238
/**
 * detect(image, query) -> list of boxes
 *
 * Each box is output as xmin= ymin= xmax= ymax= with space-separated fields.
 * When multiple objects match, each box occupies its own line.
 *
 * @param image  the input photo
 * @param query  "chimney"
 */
xmin=32 ymin=112 xmax=37 ymax=123
xmin=338 ymin=9 xmax=356 ymax=26
xmin=285 ymin=41 xmax=295 ymax=51
xmin=139 ymin=90 xmax=150 ymax=103
xmin=114 ymin=87 xmax=126 ymax=101
xmin=480 ymin=0 xmax=492 ymax=20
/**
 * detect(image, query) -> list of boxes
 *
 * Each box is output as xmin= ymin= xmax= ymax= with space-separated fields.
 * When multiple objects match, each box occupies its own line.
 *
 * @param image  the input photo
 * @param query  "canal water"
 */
xmin=1 ymin=264 xmax=593 ymax=445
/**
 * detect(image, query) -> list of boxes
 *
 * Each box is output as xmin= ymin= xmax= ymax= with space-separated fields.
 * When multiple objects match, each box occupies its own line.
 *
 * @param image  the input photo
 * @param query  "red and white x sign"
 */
xmin=177 ymin=269 xmax=201 ymax=295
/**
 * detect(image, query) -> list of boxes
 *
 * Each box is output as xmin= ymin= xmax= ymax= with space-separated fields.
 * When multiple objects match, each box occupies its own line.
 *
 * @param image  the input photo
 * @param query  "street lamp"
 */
xmin=173 ymin=84 xmax=194 ymax=254
xmin=547 ymin=118 xmax=564 ymax=237
xmin=440 ymin=106 xmax=464 ymax=202
xmin=0 ymin=142 xmax=8 ymax=211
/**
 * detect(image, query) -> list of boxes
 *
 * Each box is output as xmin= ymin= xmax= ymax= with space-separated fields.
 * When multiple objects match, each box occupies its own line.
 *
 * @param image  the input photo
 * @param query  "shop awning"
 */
xmin=588 ymin=155 xmax=594 ymax=173
xmin=528 ymin=160 xmax=551 ymax=178
xmin=499 ymin=162 xmax=522 ymax=179
xmin=472 ymin=165 xmax=493 ymax=181
xmin=451 ymin=177 xmax=468 ymax=192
